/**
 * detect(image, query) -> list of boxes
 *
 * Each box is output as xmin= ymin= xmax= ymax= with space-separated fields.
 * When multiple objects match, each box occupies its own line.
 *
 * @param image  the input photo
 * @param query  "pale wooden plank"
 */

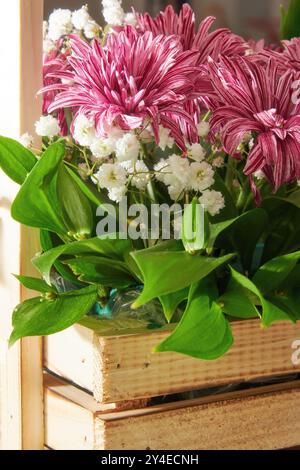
xmin=45 ymin=320 xmax=300 ymax=403
xmin=44 ymin=380 xmax=300 ymax=450
xmin=19 ymin=0 xmax=44 ymax=451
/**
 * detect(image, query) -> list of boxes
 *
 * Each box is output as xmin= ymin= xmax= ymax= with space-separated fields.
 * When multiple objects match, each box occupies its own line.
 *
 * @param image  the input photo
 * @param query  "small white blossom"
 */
xmin=72 ymin=6 xmax=90 ymax=30
xmin=108 ymin=186 xmax=127 ymax=203
xmin=197 ymin=121 xmax=210 ymax=137
xmin=154 ymin=159 xmax=170 ymax=183
xmin=212 ymin=156 xmax=224 ymax=168
xmin=199 ymin=190 xmax=225 ymax=216
xmin=73 ymin=115 xmax=96 ymax=147
xmin=167 ymin=154 xmax=190 ymax=186
xmin=168 ymin=183 xmax=185 ymax=201
xmin=35 ymin=115 xmax=60 ymax=137
xmin=90 ymin=138 xmax=115 ymax=159
xmin=43 ymin=38 xmax=56 ymax=53
xmin=122 ymin=160 xmax=150 ymax=190
xmin=102 ymin=0 xmax=125 ymax=25
xmin=124 ymin=12 xmax=137 ymax=26
xmin=254 ymin=170 xmax=265 ymax=181
xmin=189 ymin=162 xmax=215 ymax=192
xmin=158 ymin=125 xmax=174 ymax=151
xmin=249 ymin=138 xmax=255 ymax=150
xmin=48 ymin=9 xmax=72 ymax=41
xmin=84 ymin=20 xmax=101 ymax=39
xmin=115 ymin=133 xmax=140 ymax=163
xmin=19 ymin=133 xmax=34 ymax=149
xmin=187 ymin=143 xmax=205 ymax=162
xmin=97 ymin=163 xmax=127 ymax=189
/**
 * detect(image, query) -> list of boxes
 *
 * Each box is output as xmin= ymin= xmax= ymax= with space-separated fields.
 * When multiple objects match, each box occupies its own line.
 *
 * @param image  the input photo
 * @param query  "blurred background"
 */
xmin=44 ymin=0 xmax=290 ymax=43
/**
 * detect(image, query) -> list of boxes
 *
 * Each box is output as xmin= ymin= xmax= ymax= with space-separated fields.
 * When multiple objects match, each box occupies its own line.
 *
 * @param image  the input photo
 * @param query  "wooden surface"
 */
xmin=45 ymin=319 xmax=300 ymax=403
xmin=0 ymin=0 xmax=44 ymax=450
xmin=44 ymin=378 xmax=300 ymax=450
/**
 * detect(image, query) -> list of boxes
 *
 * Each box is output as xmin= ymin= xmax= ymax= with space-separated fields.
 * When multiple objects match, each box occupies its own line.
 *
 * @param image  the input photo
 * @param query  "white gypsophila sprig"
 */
xmin=121 ymin=160 xmax=150 ymax=190
xmin=189 ymin=161 xmax=215 ymax=192
xmin=72 ymin=5 xmax=90 ymax=30
xmin=187 ymin=143 xmax=205 ymax=162
xmin=73 ymin=114 xmax=96 ymax=147
xmin=158 ymin=125 xmax=175 ymax=151
xmin=35 ymin=115 xmax=60 ymax=137
xmin=102 ymin=0 xmax=125 ymax=26
xmin=197 ymin=121 xmax=210 ymax=137
xmin=115 ymin=133 xmax=140 ymax=163
xmin=199 ymin=190 xmax=225 ymax=216
xmin=97 ymin=163 xmax=127 ymax=190
xmin=19 ymin=133 xmax=34 ymax=149
xmin=154 ymin=155 xmax=190 ymax=201
xmin=108 ymin=186 xmax=127 ymax=202
xmin=124 ymin=12 xmax=137 ymax=26
xmin=90 ymin=138 xmax=115 ymax=160
xmin=48 ymin=9 xmax=73 ymax=41
xmin=84 ymin=19 xmax=101 ymax=39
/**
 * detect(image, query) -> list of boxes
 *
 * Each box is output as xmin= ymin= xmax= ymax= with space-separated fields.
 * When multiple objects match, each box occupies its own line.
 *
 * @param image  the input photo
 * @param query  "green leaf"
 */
xmin=131 ymin=248 xmax=234 ymax=308
xmin=159 ymin=287 xmax=189 ymax=322
xmin=155 ymin=278 xmax=233 ymax=360
xmin=253 ymin=251 xmax=300 ymax=294
xmin=11 ymin=142 xmax=67 ymax=235
xmin=14 ymin=275 xmax=56 ymax=293
xmin=280 ymin=0 xmax=300 ymax=39
xmin=0 ymin=136 xmax=37 ymax=184
xmin=9 ymin=285 xmax=98 ymax=345
xmin=66 ymin=166 xmax=110 ymax=207
xmin=218 ymin=278 xmax=260 ymax=319
xmin=57 ymin=165 xmax=94 ymax=237
xmin=182 ymin=198 xmax=210 ymax=253
xmin=33 ymin=235 xmax=132 ymax=284
xmin=64 ymin=255 xmax=134 ymax=288
xmin=229 ymin=267 xmax=295 ymax=327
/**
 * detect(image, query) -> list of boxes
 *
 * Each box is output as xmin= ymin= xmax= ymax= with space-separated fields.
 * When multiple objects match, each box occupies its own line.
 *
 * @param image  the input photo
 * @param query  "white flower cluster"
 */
xmin=154 ymin=153 xmax=224 ymax=216
xmin=35 ymin=115 xmax=60 ymax=138
xmin=73 ymin=114 xmax=141 ymax=164
xmin=101 ymin=0 xmax=137 ymax=27
xmin=43 ymin=6 xmax=100 ymax=53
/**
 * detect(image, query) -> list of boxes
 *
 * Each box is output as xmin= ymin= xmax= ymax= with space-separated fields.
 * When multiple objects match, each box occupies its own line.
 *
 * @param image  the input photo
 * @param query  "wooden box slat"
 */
xmin=44 ymin=377 xmax=300 ymax=450
xmin=44 ymin=319 xmax=300 ymax=403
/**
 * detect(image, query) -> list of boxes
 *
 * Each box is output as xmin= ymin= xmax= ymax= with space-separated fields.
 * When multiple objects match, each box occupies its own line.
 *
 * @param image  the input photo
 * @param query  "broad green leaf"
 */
xmin=9 ymin=285 xmax=98 ymax=345
xmin=267 ymin=294 xmax=300 ymax=322
xmin=229 ymin=209 xmax=268 ymax=272
xmin=11 ymin=142 xmax=67 ymax=235
xmin=57 ymin=165 xmax=93 ymax=237
xmin=159 ymin=287 xmax=189 ymax=322
xmin=131 ymin=249 xmax=234 ymax=308
xmin=39 ymin=229 xmax=84 ymax=286
xmin=280 ymin=0 xmax=300 ymax=39
xmin=64 ymin=255 xmax=134 ymax=288
xmin=0 ymin=136 xmax=37 ymax=184
xmin=14 ymin=275 xmax=56 ymax=293
xmin=33 ymin=235 xmax=132 ymax=284
xmin=287 ymin=190 xmax=300 ymax=208
xmin=155 ymin=278 xmax=233 ymax=360
xmin=182 ymin=198 xmax=210 ymax=253
xmin=218 ymin=278 xmax=260 ymax=319
xmin=253 ymin=251 xmax=300 ymax=294
xmin=229 ymin=267 xmax=295 ymax=327
xmin=66 ymin=166 xmax=110 ymax=207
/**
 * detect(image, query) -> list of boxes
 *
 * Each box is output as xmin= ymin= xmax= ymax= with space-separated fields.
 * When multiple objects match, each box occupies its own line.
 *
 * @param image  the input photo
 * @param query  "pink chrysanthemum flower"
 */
xmin=208 ymin=56 xmax=300 ymax=191
xmin=43 ymin=41 xmax=70 ymax=136
xmin=137 ymin=4 xmax=246 ymax=61
xmin=253 ymin=38 xmax=300 ymax=72
xmin=44 ymin=27 xmax=201 ymax=149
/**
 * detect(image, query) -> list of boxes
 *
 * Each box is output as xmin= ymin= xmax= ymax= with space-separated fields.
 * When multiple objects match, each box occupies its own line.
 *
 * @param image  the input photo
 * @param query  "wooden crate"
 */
xmin=44 ymin=319 xmax=300 ymax=404
xmin=44 ymin=375 xmax=300 ymax=450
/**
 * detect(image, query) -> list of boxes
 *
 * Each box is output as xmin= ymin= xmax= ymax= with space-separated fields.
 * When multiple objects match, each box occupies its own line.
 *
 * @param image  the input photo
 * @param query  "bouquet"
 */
xmin=1 ymin=1 xmax=300 ymax=360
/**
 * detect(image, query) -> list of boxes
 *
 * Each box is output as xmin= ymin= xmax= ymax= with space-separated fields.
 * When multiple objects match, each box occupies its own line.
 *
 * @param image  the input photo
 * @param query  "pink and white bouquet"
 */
xmin=1 ymin=1 xmax=300 ymax=360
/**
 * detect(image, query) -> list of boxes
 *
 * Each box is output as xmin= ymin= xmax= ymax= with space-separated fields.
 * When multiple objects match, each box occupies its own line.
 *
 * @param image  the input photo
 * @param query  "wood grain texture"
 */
xmin=45 ymin=319 xmax=300 ymax=403
xmin=19 ymin=0 xmax=44 ymax=451
xmin=44 ymin=380 xmax=300 ymax=450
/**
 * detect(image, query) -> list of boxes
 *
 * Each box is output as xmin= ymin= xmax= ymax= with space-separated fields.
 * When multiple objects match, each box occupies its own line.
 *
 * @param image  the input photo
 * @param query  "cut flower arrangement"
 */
xmin=1 ymin=0 xmax=300 ymax=360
